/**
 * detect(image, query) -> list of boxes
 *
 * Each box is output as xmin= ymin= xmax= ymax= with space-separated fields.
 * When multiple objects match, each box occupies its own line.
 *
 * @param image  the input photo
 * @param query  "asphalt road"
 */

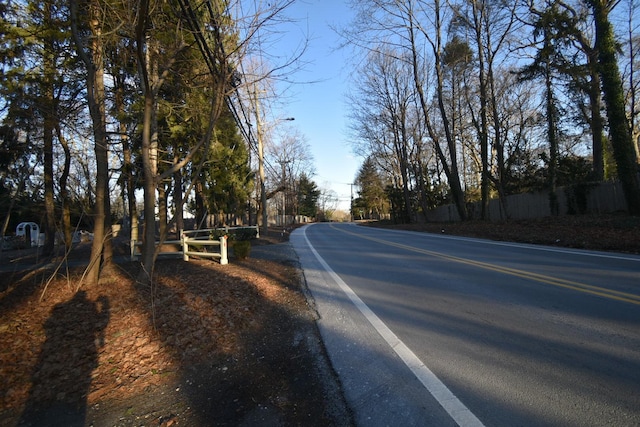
xmin=291 ymin=222 xmax=640 ymax=427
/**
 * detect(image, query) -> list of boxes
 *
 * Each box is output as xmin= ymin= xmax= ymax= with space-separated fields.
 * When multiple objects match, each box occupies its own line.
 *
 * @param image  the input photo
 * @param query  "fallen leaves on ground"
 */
xmin=0 ymin=243 xmax=343 ymax=426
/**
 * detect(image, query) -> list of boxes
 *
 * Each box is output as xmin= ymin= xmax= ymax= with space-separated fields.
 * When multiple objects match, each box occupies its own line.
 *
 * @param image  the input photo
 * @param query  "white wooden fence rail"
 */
xmin=130 ymin=226 xmax=259 ymax=265
xmin=182 ymin=233 xmax=228 ymax=265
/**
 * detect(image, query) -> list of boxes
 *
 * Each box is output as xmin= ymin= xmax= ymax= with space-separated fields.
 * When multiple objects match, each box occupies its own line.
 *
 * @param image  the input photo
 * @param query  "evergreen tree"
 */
xmin=355 ymin=157 xmax=389 ymax=220
xmin=204 ymin=109 xmax=253 ymax=225
xmin=297 ymin=174 xmax=320 ymax=218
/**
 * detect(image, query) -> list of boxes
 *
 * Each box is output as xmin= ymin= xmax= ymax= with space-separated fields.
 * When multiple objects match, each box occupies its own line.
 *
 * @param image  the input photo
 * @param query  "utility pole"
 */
xmin=279 ymin=160 xmax=291 ymax=226
xmin=251 ymin=84 xmax=294 ymax=233
xmin=254 ymin=89 xmax=268 ymax=237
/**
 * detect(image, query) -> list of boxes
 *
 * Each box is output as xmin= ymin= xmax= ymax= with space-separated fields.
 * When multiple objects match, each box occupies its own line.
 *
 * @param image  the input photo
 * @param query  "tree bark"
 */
xmin=71 ymin=0 xmax=112 ymax=285
xmin=135 ymin=0 xmax=160 ymax=284
xmin=545 ymin=28 xmax=559 ymax=216
xmin=139 ymin=80 xmax=158 ymax=284
xmin=408 ymin=1 xmax=467 ymax=220
xmin=158 ymin=182 xmax=167 ymax=239
xmin=469 ymin=0 xmax=490 ymax=220
xmin=42 ymin=0 xmax=56 ymax=256
xmin=173 ymin=152 xmax=184 ymax=234
xmin=56 ymin=125 xmax=72 ymax=252
xmin=590 ymin=0 xmax=640 ymax=214
xmin=587 ymin=50 xmax=605 ymax=181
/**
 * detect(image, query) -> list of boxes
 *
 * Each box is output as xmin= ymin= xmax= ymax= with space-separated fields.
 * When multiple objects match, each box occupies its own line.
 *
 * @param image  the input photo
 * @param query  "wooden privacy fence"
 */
xmin=130 ymin=226 xmax=259 ymax=265
xmin=426 ymin=180 xmax=630 ymax=222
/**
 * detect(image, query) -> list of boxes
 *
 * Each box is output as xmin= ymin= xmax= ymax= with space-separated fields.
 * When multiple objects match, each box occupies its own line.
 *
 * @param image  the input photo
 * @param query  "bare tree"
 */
xmin=348 ymin=47 xmax=419 ymax=222
xmin=450 ymin=0 xmax=519 ymax=218
xmin=266 ymin=125 xmax=315 ymax=222
xmin=404 ymin=0 xmax=469 ymax=219
xmin=317 ymin=187 xmax=339 ymax=221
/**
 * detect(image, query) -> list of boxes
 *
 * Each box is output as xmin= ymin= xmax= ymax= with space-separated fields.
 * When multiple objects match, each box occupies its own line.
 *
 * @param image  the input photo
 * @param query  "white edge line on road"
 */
xmin=303 ymin=228 xmax=485 ymax=427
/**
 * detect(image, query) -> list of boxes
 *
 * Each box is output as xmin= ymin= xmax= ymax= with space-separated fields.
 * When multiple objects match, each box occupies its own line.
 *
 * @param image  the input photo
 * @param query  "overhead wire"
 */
xmin=175 ymin=0 xmax=286 ymax=186
xmin=175 ymin=0 xmax=255 ymax=155
xmin=178 ymin=0 xmax=278 ymax=175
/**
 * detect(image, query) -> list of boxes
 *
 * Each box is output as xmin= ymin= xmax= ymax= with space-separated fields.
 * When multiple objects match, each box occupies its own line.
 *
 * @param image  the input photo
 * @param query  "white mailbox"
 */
xmin=15 ymin=222 xmax=43 ymax=247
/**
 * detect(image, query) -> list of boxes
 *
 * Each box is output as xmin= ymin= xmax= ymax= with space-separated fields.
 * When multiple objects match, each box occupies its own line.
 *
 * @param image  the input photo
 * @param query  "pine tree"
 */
xmin=355 ymin=157 xmax=389 ymax=220
xmin=297 ymin=174 xmax=320 ymax=218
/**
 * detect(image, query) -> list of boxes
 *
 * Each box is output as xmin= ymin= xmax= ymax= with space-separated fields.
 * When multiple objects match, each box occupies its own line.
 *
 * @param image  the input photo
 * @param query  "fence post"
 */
xmin=220 ymin=235 xmax=228 ymax=265
xmin=182 ymin=232 xmax=189 ymax=261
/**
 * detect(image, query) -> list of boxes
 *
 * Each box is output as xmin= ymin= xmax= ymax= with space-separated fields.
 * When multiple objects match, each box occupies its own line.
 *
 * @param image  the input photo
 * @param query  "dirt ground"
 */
xmin=0 ymin=214 xmax=638 ymax=427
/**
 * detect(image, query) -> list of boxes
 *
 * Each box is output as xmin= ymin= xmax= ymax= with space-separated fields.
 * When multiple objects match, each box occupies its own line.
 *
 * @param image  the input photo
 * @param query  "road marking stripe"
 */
xmin=334 ymin=225 xmax=640 ymax=306
xmin=303 ymin=228 xmax=486 ymax=427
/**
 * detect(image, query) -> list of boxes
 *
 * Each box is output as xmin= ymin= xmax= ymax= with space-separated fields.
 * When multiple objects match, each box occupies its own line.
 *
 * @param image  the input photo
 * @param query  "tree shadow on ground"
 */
xmin=126 ymin=259 xmax=350 ymax=426
xmin=18 ymin=291 xmax=109 ymax=427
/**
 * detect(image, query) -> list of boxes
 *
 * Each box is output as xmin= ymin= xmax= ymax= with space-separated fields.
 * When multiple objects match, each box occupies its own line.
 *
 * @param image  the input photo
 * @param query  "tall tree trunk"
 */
xmin=56 ymin=125 xmax=72 ymax=252
xmin=173 ymin=152 xmax=184 ymax=234
xmin=559 ymin=0 xmax=605 ymax=181
xmin=71 ymin=0 xmax=111 ymax=285
xmin=589 ymin=0 xmax=640 ymax=214
xmin=114 ymin=68 xmax=138 ymax=258
xmin=545 ymin=30 xmax=559 ymax=216
xmin=627 ymin=1 xmax=640 ymax=164
xmin=42 ymin=0 xmax=56 ymax=256
xmin=136 ymin=0 xmax=160 ymax=284
xmin=488 ymin=68 xmax=509 ymax=219
xmin=587 ymin=53 xmax=605 ymax=181
xmin=408 ymin=1 xmax=467 ymax=220
xmin=158 ymin=182 xmax=167 ymax=239
xmin=470 ymin=0 xmax=490 ymax=220
xmin=43 ymin=91 xmax=56 ymax=255
xmin=393 ymin=114 xmax=413 ymax=223
xmin=139 ymin=78 xmax=158 ymax=283
xmin=124 ymin=132 xmax=138 ymax=258
xmin=195 ymin=181 xmax=206 ymax=229
xmin=88 ymin=2 xmax=111 ymax=281
xmin=139 ymin=88 xmax=157 ymax=283
xmin=415 ymin=156 xmax=430 ymax=222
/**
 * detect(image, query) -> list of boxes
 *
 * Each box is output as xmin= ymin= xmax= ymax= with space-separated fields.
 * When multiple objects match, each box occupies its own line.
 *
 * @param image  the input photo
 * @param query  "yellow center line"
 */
xmin=332 ymin=225 xmax=640 ymax=306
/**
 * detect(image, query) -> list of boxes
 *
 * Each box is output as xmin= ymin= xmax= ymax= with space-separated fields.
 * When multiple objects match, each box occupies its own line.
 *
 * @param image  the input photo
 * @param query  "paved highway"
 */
xmin=291 ymin=222 xmax=640 ymax=427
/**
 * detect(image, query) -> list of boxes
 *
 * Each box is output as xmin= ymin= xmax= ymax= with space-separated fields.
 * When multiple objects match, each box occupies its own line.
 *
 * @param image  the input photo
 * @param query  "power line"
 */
xmin=175 ymin=0 xmax=290 ymax=188
xmin=175 ymin=0 xmax=256 ymax=154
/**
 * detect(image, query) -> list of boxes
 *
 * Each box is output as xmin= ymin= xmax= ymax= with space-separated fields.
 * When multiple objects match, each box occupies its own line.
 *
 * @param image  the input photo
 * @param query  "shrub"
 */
xmin=232 ymin=228 xmax=257 ymax=241
xmin=233 ymin=240 xmax=251 ymax=259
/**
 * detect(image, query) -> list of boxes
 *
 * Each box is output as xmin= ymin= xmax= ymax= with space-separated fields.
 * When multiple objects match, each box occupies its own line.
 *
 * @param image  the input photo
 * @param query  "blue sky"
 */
xmin=271 ymin=0 xmax=360 ymax=210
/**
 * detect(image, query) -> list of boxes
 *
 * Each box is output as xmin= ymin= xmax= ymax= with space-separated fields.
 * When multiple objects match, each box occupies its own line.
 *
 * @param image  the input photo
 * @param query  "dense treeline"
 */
xmin=347 ymin=0 xmax=640 ymax=222
xmin=0 ymin=0 xmax=321 ymax=284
